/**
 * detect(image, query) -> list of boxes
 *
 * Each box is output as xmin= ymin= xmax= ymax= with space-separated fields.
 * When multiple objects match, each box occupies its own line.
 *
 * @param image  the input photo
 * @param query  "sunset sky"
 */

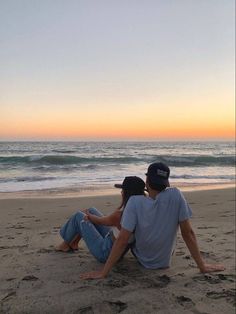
xmin=1 ymin=0 xmax=235 ymax=141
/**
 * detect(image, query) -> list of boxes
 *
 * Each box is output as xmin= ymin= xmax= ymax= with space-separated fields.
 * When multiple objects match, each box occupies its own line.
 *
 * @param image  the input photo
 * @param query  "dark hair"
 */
xmin=118 ymin=188 xmax=145 ymax=210
xmin=147 ymin=178 xmax=167 ymax=192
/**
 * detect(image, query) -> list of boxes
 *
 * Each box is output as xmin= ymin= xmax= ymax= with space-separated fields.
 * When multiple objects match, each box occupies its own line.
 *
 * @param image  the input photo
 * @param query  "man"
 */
xmin=81 ymin=162 xmax=225 ymax=279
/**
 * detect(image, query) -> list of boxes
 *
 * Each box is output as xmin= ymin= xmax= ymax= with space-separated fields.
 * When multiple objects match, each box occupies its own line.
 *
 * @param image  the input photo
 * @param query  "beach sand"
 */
xmin=0 ymin=187 xmax=235 ymax=314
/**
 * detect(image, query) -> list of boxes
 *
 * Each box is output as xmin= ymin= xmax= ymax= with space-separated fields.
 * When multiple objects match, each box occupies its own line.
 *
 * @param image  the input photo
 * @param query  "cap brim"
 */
xmin=114 ymin=184 xmax=123 ymax=189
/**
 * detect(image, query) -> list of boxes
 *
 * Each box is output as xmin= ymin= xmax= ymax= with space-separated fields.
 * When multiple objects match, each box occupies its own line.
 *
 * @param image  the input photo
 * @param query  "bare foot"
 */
xmin=55 ymin=242 xmax=72 ymax=252
xmin=69 ymin=235 xmax=81 ymax=250
xmin=69 ymin=243 xmax=79 ymax=250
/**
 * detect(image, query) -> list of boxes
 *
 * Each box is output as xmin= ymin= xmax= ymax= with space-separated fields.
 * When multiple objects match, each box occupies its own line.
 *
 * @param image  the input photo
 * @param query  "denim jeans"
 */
xmin=60 ymin=207 xmax=113 ymax=263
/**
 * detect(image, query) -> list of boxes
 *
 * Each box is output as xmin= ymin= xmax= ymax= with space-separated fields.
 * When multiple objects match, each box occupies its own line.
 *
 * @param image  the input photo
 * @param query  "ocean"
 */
xmin=0 ymin=141 xmax=235 ymax=194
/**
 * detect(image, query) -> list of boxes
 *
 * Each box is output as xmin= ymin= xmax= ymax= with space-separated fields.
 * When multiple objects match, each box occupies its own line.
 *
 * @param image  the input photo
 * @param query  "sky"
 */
xmin=0 ymin=0 xmax=235 ymax=141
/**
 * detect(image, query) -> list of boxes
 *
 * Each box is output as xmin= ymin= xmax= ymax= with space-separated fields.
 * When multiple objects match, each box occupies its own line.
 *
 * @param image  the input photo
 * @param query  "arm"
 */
xmin=87 ymin=210 xmax=121 ymax=227
xmin=180 ymin=219 xmax=225 ymax=273
xmin=80 ymin=228 xmax=131 ymax=279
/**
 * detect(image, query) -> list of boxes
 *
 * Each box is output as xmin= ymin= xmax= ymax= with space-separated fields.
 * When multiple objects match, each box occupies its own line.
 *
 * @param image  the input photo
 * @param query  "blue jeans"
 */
xmin=60 ymin=207 xmax=113 ymax=263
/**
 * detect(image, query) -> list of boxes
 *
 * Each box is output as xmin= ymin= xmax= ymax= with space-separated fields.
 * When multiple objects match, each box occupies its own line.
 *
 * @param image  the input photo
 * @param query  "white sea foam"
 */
xmin=0 ymin=141 xmax=235 ymax=192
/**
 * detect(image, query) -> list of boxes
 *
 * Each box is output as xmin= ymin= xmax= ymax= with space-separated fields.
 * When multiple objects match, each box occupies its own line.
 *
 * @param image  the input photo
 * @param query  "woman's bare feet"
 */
xmin=55 ymin=241 xmax=73 ymax=252
xmin=68 ymin=243 xmax=78 ymax=250
xmin=69 ymin=235 xmax=81 ymax=250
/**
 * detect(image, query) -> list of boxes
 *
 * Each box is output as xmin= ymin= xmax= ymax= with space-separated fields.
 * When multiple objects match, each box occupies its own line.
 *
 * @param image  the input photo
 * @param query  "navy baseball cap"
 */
xmin=146 ymin=162 xmax=170 ymax=187
xmin=114 ymin=176 xmax=145 ymax=191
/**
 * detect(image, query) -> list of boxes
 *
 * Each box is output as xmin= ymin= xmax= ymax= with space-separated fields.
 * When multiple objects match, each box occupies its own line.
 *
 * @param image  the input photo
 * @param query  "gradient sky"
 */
xmin=0 ymin=0 xmax=235 ymax=140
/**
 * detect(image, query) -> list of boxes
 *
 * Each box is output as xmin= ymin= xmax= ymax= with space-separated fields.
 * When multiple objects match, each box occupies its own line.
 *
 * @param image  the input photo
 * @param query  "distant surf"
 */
xmin=0 ymin=141 xmax=235 ymax=192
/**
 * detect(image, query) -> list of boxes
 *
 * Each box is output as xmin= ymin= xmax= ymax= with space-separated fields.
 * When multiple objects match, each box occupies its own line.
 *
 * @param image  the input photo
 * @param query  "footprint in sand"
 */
xmin=200 ymin=250 xmax=216 ymax=258
xmin=0 ymin=245 xmax=27 ymax=250
xmin=37 ymin=248 xmax=54 ymax=253
xmin=77 ymin=301 xmax=127 ymax=314
xmin=1 ymin=290 xmax=16 ymax=302
xmin=5 ymin=278 xmax=16 ymax=282
xmin=206 ymin=289 xmax=236 ymax=306
xmin=60 ymin=279 xmax=77 ymax=284
xmin=176 ymin=295 xmax=195 ymax=306
xmin=0 ymin=245 xmax=11 ymax=250
xmin=140 ymin=275 xmax=171 ymax=288
xmin=175 ymin=251 xmax=185 ymax=256
xmin=217 ymin=274 xmax=235 ymax=282
xmin=99 ymin=279 xmax=129 ymax=288
xmin=192 ymin=274 xmax=235 ymax=284
xmin=22 ymin=275 xmax=39 ymax=281
xmin=224 ymin=230 xmax=235 ymax=235
xmin=13 ymin=224 xmax=28 ymax=230
xmin=205 ymin=238 xmax=213 ymax=242
xmin=193 ymin=274 xmax=221 ymax=284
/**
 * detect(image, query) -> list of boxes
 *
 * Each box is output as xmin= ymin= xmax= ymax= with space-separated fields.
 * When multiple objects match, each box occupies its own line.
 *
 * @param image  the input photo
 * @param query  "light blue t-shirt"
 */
xmin=121 ymin=187 xmax=192 ymax=269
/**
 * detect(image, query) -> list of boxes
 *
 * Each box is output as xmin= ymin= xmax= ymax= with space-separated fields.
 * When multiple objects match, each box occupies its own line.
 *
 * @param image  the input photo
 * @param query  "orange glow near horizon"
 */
xmin=1 ymin=108 xmax=234 ymax=140
xmin=1 ymin=92 xmax=235 ymax=141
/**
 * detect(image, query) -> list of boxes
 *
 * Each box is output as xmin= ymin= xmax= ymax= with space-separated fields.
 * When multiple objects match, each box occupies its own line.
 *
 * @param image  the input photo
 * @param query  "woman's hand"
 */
xmin=83 ymin=214 xmax=89 ymax=221
xmin=200 ymin=263 xmax=225 ymax=273
xmin=80 ymin=270 xmax=106 ymax=280
xmin=83 ymin=209 xmax=92 ymax=221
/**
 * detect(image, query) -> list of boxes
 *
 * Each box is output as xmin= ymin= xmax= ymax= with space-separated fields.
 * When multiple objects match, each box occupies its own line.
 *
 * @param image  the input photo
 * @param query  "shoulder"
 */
xmin=162 ymin=187 xmax=181 ymax=197
xmin=159 ymin=187 xmax=185 ymax=204
xmin=128 ymin=195 xmax=147 ymax=203
xmin=125 ymin=195 xmax=147 ymax=211
xmin=166 ymin=187 xmax=180 ymax=193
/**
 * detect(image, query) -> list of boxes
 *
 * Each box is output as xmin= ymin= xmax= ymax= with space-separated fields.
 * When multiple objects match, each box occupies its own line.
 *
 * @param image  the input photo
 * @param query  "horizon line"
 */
xmin=0 ymin=138 xmax=235 ymax=143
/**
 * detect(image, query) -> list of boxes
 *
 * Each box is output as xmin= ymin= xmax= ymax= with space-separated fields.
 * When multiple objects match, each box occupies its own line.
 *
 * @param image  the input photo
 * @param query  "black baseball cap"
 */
xmin=114 ymin=176 xmax=145 ymax=191
xmin=146 ymin=162 xmax=170 ymax=187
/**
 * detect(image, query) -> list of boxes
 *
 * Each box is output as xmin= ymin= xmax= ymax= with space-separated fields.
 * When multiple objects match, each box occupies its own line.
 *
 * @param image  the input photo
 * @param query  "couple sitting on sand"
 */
xmin=57 ymin=162 xmax=224 ymax=279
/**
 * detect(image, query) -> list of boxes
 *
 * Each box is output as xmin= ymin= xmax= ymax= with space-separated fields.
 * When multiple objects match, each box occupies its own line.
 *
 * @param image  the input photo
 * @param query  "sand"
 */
xmin=0 ymin=187 xmax=235 ymax=314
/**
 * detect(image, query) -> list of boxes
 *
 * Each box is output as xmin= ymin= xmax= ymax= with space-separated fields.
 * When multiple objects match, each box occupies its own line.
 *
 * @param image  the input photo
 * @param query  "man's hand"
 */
xmin=200 ymin=263 xmax=225 ymax=273
xmin=80 ymin=228 xmax=131 ymax=280
xmin=80 ymin=270 xmax=105 ymax=280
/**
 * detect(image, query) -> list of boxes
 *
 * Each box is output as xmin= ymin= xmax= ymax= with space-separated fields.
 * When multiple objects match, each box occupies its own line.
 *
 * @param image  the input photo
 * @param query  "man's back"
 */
xmin=121 ymin=187 xmax=192 ymax=269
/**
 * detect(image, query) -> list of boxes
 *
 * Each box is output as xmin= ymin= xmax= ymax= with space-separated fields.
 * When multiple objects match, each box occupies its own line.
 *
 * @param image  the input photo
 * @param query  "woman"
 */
xmin=56 ymin=176 xmax=145 ymax=263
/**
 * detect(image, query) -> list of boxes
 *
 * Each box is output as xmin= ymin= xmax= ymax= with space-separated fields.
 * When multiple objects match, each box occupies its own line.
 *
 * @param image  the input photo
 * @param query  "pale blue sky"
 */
xmin=0 ymin=0 xmax=235 ymax=140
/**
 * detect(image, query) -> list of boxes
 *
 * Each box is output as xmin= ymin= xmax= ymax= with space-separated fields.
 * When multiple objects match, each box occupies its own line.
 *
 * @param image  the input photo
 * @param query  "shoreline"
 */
xmin=0 ymin=181 xmax=235 ymax=200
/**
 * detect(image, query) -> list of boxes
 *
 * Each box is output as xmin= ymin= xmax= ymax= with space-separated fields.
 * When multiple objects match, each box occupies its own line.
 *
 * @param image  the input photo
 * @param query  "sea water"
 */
xmin=0 ymin=141 xmax=235 ymax=193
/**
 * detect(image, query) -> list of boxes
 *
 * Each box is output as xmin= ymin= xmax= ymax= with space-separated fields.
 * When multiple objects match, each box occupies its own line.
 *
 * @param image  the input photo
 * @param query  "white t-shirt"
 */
xmin=121 ymin=187 xmax=192 ymax=269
